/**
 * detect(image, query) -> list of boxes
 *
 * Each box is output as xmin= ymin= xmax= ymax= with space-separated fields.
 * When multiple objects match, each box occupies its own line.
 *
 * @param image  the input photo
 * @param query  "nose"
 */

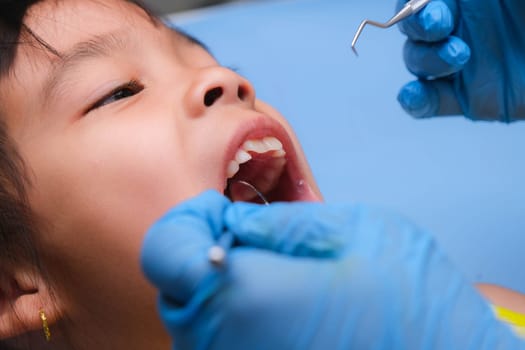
xmin=184 ymin=66 xmax=256 ymax=117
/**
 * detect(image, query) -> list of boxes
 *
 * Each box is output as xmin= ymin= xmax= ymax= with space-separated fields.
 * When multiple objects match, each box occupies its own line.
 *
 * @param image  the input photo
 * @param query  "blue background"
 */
xmin=171 ymin=0 xmax=525 ymax=293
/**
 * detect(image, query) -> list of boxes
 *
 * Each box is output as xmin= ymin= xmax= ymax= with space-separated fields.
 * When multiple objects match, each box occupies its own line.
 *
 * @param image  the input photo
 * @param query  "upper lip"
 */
xmin=222 ymin=114 xmax=299 ymax=191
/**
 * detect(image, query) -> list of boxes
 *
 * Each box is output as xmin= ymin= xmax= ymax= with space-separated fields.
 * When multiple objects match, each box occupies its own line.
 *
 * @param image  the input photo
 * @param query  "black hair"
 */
xmin=0 ymin=1 xmax=158 ymax=348
xmin=1 ymin=1 xmax=46 ymax=348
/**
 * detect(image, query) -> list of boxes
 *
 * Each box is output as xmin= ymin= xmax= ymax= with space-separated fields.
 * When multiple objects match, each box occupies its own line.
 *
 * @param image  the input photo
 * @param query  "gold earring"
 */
xmin=39 ymin=309 xmax=51 ymax=342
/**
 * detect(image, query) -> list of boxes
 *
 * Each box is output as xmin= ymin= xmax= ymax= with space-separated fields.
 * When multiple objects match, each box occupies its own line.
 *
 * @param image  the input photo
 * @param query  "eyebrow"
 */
xmin=42 ymin=27 xmax=211 ymax=106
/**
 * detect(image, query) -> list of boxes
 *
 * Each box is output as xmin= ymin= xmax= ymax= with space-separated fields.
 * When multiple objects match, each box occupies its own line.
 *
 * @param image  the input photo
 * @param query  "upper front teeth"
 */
xmin=227 ymin=136 xmax=286 ymax=178
xmin=235 ymin=149 xmax=252 ymax=164
xmin=243 ymin=137 xmax=283 ymax=153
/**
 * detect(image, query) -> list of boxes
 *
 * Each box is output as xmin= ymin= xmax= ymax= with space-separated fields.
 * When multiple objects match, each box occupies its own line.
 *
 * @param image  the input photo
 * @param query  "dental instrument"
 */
xmin=208 ymin=231 xmax=235 ymax=266
xmin=209 ymin=180 xmax=270 ymax=266
xmin=351 ymin=0 xmax=431 ymax=55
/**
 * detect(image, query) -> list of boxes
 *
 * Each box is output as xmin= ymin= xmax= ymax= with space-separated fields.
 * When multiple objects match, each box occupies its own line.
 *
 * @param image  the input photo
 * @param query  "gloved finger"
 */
xmin=224 ymin=201 xmax=352 ymax=258
xmin=404 ymin=35 xmax=470 ymax=78
xmin=397 ymin=0 xmax=457 ymax=42
xmin=141 ymin=190 xmax=230 ymax=304
xmin=397 ymin=79 xmax=462 ymax=118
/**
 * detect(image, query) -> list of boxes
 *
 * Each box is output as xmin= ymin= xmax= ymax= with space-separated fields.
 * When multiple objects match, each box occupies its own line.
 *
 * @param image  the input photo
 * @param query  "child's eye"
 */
xmin=88 ymin=80 xmax=144 ymax=112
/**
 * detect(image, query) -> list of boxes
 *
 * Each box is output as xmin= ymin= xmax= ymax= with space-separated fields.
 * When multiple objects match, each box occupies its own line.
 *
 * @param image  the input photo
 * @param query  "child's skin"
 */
xmin=0 ymin=0 xmax=320 ymax=348
xmin=477 ymin=284 xmax=525 ymax=315
xmin=0 ymin=0 xmax=522 ymax=349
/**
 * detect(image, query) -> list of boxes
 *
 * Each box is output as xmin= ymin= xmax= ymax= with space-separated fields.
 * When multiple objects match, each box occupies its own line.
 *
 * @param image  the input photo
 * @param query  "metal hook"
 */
xmin=209 ymin=180 xmax=270 ymax=266
xmin=227 ymin=180 xmax=270 ymax=206
xmin=351 ymin=0 xmax=431 ymax=56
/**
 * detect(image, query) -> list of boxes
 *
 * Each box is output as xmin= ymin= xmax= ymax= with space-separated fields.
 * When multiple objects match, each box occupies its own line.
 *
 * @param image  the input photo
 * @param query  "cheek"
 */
xmin=26 ymin=121 xmax=199 ymax=253
xmin=22 ymin=122 xmax=214 ymax=317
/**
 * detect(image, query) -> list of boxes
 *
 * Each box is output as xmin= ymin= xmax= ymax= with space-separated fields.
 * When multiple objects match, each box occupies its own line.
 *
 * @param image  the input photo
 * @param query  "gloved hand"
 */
xmin=396 ymin=0 xmax=525 ymax=122
xmin=141 ymin=191 xmax=524 ymax=350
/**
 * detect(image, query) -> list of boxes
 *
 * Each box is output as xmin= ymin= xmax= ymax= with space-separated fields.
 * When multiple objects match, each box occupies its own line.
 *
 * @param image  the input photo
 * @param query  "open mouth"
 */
xmin=223 ymin=136 xmax=314 ymax=204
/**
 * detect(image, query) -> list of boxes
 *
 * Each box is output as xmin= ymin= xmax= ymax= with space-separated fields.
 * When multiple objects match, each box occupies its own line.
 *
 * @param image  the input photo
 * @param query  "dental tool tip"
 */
xmin=351 ymin=20 xmax=367 ymax=56
xmin=208 ymin=245 xmax=226 ymax=266
xmin=351 ymin=45 xmax=359 ymax=57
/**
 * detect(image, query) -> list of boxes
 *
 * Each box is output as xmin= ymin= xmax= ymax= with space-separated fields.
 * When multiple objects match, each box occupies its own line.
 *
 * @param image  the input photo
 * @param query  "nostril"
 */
xmin=237 ymin=86 xmax=247 ymax=101
xmin=204 ymin=87 xmax=223 ymax=107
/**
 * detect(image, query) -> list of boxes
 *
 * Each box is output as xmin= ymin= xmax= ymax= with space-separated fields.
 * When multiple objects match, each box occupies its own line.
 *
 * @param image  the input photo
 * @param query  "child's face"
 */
xmin=2 ymin=0 xmax=320 ymax=347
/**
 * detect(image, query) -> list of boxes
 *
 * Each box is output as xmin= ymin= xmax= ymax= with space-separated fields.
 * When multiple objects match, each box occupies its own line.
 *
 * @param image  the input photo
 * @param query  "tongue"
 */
xmin=227 ymin=180 xmax=270 ymax=204
xmin=227 ymin=152 xmax=286 ymax=203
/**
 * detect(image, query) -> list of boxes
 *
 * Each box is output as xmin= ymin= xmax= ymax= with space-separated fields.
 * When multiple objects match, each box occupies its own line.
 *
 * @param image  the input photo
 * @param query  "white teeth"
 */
xmin=226 ymin=136 xmax=286 ymax=180
xmin=263 ymin=137 xmax=283 ymax=150
xmin=226 ymin=160 xmax=240 ymax=178
xmin=242 ymin=140 xmax=267 ymax=153
xmin=235 ymin=149 xmax=252 ymax=164
xmin=242 ymin=137 xmax=283 ymax=154
xmin=272 ymin=149 xmax=286 ymax=158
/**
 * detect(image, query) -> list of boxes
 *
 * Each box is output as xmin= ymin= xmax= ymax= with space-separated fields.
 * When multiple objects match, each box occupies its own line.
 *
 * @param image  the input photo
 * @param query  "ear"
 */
xmin=0 ymin=266 xmax=60 ymax=340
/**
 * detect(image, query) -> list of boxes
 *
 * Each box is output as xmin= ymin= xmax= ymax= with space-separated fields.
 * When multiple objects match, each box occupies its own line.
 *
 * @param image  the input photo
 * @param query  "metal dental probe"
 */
xmin=351 ymin=0 xmax=431 ymax=56
xmin=208 ymin=180 xmax=270 ymax=266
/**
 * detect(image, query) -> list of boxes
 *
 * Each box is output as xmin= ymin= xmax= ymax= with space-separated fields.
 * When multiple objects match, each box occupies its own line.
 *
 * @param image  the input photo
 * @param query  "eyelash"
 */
xmin=88 ymin=79 xmax=144 ymax=112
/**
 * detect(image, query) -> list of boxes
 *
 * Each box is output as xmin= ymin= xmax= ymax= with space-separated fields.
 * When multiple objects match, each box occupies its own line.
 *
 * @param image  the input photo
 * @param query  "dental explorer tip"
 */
xmin=208 ymin=245 xmax=226 ymax=266
xmin=351 ymin=45 xmax=359 ymax=57
xmin=351 ymin=20 xmax=367 ymax=56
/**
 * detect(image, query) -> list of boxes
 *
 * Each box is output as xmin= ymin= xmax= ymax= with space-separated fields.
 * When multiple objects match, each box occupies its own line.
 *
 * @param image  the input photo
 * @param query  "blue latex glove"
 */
xmin=396 ymin=0 xmax=525 ymax=122
xmin=141 ymin=191 xmax=524 ymax=350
